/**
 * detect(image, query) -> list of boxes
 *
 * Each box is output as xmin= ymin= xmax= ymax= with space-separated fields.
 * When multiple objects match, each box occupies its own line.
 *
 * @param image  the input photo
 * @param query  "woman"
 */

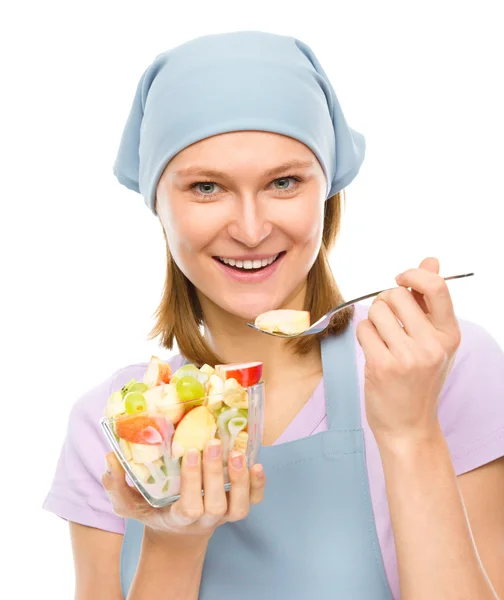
xmin=43 ymin=31 xmax=504 ymax=599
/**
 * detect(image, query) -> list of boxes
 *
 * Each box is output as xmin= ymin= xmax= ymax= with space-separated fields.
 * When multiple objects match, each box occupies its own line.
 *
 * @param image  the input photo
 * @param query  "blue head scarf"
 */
xmin=113 ymin=31 xmax=365 ymax=214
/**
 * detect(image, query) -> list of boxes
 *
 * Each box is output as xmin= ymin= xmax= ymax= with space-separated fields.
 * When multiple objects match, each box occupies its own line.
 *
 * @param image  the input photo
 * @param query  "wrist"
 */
xmin=373 ymin=421 xmax=446 ymax=457
xmin=144 ymin=526 xmax=211 ymax=554
xmin=130 ymin=526 xmax=209 ymax=600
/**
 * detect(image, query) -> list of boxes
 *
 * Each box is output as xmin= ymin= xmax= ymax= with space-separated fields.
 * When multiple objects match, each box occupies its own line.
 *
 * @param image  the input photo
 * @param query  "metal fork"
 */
xmin=246 ymin=272 xmax=474 ymax=338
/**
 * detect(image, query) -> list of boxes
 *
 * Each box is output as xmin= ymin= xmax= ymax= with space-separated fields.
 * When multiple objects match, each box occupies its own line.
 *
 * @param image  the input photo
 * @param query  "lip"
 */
xmin=212 ymin=252 xmax=285 ymax=283
xmin=214 ymin=253 xmax=281 ymax=261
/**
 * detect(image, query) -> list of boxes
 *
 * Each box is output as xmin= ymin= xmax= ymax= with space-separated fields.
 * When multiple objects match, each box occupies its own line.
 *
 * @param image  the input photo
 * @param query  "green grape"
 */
xmin=160 ymin=463 xmax=168 ymax=476
xmin=162 ymin=479 xmax=170 ymax=493
xmin=173 ymin=364 xmax=199 ymax=379
xmin=120 ymin=378 xmax=137 ymax=398
xmin=124 ymin=392 xmax=147 ymax=414
xmin=176 ymin=375 xmax=205 ymax=403
xmin=129 ymin=382 xmax=149 ymax=393
xmin=147 ymin=475 xmax=155 ymax=484
xmin=173 ymin=364 xmax=209 ymax=385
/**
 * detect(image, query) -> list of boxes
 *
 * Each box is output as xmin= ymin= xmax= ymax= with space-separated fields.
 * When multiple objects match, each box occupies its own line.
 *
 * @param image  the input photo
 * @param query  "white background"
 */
xmin=1 ymin=1 xmax=503 ymax=597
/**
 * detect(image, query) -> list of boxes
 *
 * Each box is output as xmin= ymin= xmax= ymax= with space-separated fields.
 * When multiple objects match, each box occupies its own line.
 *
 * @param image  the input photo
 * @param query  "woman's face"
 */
xmin=156 ymin=131 xmax=327 ymax=321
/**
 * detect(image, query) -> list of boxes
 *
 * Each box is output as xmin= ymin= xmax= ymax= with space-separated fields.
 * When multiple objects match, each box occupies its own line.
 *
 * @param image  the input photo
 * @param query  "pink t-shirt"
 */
xmin=43 ymin=303 xmax=504 ymax=599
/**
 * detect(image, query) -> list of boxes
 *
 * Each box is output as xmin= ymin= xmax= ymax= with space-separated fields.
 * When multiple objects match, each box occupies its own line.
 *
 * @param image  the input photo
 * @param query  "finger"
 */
xmin=226 ymin=451 xmax=250 ymax=522
xmin=367 ymin=299 xmax=412 ymax=356
xmin=101 ymin=452 xmax=144 ymax=515
xmin=410 ymin=288 xmax=428 ymax=313
xmin=201 ymin=440 xmax=227 ymax=521
xmin=170 ymin=449 xmax=204 ymax=527
xmin=412 ymin=257 xmax=439 ymax=312
xmin=356 ymin=318 xmax=390 ymax=359
xmin=377 ymin=287 xmax=434 ymax=342
xmin=419 ymin=256 xmax=440 ymax=273
xmin=249 ymin=464 xmax=266 ymax=505
xmin=102 ymin=452 xmax=129 ymax=491
xmin=395 ymin=268 xmax=457 ymax=332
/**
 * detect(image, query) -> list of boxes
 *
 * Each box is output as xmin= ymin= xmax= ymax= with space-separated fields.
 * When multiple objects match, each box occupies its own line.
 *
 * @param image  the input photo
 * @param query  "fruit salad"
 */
xmin=254 ymin=309 xmax=311 ymax=335
xmin=100 ymin=357 xmax=264 ymax=507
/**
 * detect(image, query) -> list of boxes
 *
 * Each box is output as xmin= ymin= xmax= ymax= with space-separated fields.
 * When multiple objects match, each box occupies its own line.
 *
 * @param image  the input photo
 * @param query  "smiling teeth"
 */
xmin=219 ymin=254 xmax=279 ymax=269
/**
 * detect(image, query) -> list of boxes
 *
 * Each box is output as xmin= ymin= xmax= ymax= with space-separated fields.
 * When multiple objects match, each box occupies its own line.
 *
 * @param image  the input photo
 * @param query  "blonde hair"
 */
xmin=148 ymin=190 xmax=353 ymax=366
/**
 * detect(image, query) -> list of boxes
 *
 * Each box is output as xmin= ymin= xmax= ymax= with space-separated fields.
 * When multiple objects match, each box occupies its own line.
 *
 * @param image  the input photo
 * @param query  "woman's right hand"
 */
xmin=102 ymin=439 xmax=266 ymax=540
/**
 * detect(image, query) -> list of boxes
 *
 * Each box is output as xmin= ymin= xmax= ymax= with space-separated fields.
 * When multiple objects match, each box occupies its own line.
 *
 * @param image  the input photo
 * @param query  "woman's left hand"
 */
xmin=356 ymin=257 xmax=462 ymax=445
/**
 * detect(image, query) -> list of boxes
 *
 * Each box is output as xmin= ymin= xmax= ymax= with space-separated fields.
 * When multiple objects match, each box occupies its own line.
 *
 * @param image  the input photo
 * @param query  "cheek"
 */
xmin=285 ymin=200 xmax=324 ymax=250
xmin=161 ymin=203 xmax=224 ymax=260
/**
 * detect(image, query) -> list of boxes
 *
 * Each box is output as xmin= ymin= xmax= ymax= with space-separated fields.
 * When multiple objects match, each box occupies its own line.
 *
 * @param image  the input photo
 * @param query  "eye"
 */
xmin=195 ymin=182 xmax=221 ymax=195
xmin=189 ymin=181 xmax=223 ymax=198
xmin=271 ymin=176 xmax=301 ymax=192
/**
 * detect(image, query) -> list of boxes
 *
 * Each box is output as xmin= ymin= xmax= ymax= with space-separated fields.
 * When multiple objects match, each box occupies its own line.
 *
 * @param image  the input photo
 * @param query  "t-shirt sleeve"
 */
xmin=42 ymin=367 xmax=143 ymax=534
xmin=439 ymin=318 xmax=504 ymax=475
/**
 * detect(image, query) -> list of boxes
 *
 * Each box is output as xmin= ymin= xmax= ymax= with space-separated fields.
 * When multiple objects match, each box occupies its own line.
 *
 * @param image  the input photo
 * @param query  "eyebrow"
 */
xmin=174 ymin=159 xmax=315 ymax=180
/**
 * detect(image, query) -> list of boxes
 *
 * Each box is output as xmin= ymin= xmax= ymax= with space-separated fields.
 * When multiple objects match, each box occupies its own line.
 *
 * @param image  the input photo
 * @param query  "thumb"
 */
xmin=419 ymin=256 xmax=440 ymax=274
xmin=410 ymin=257 xmax=439 ymax=314
xmin=106 ymin=451 xmax=126 ymax=478
xmin=106 ymin=452 xmax=143 ymax=497
xmin=103 ymin=452 xmax=145 ymax=511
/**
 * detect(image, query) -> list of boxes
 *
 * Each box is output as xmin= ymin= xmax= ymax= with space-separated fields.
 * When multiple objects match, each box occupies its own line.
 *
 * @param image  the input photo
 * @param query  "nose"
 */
xmin=226 ymin=195 xmax=273 ymax=247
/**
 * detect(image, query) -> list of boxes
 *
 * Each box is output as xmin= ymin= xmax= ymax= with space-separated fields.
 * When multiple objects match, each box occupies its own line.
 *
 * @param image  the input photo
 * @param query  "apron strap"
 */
xmin=321 ymin=321 xmax=362 ymax=431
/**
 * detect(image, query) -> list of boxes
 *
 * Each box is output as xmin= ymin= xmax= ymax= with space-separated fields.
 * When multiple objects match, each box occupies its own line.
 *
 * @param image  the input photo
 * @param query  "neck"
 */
xmin=199 ymin=285 xmax=322 ymax=386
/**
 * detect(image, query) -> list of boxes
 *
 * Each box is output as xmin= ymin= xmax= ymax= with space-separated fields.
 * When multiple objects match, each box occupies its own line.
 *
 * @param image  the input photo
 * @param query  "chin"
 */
xmin=191 ymin=252 xmax=312 ymax=322
xmin=213 ymin=289 xmax=300 ymax=323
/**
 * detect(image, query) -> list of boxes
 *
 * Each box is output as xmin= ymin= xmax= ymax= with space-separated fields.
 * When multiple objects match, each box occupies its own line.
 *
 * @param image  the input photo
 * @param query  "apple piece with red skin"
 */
xmin=215 ymin=362 xmax=263 ymax=387
xmin=171 ymin=406 xmax=217 ymax=459
xmin=254 ymin=309 xmax=310 ymax=335
xmin=143 ymin=356 xmax=172 ymax=387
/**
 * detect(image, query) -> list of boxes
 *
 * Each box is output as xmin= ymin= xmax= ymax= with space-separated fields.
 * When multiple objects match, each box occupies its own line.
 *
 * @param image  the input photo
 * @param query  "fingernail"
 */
xmin=186 ymin=449 xmax=199 ymax=466
xmin=207 ymin=440 xmax=221 ymax=459
xmin=230 ymin=451 xmax=244 ymax=470
xmin=395 ymin=273 xmax=404 ymax=282
xmin=256 ymin=465 xmax=265 ymax=479
xmin=105 ymin=457 xmax=112 ymax=474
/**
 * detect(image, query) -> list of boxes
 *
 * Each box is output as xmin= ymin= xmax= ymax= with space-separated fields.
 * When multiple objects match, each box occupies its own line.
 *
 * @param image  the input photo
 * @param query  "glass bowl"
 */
xmin=100 ymin=382 xmax=264 ymax=508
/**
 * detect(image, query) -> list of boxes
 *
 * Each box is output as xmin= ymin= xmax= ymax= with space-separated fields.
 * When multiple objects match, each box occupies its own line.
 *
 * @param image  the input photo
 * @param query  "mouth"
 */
xmin=212 ymin=251 xmax=286 ymax=281
xmin=214 ymin=252 xmax=284 ymax=272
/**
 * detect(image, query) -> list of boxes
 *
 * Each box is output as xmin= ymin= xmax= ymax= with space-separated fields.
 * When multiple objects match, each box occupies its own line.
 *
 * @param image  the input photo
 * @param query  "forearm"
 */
xmin=377 ymin=425 xmax=499 ymax=600
xmin=127 ymin=529 xmax=209 ymax=600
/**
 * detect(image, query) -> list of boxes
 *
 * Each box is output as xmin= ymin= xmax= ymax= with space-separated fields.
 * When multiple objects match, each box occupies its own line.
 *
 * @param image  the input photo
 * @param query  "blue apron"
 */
xmin=120 ymin=324 xmax=394 ymax=599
